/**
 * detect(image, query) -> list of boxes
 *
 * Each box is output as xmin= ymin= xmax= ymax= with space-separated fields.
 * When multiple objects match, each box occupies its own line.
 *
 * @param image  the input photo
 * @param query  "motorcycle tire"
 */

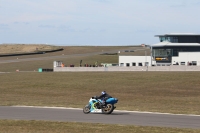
xmin=102 ymin=104 xmax=114 ymax=114
xmin=83 ymin=105 xmax=90 ymax=114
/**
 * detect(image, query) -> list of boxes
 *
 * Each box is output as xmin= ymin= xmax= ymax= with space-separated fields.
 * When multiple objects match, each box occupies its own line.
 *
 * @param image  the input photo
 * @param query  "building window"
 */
xmin=153 ymin=49 xmax=172 ymax=57
xmin=159 ymin=36 xmax=178 ymax=43
xmin=171 ymin=37 xmax=178 ymax=42
xmin=138 ymin=63 xmax=143 ymax=66
xmin=126 ymin=63 xmax=130 ymax=67
xmin=181 ymin=62 xmax=185 ymax=65
xmin=160 ymin=37 xmax=167 ymax=42
xmin=173 ymin=49 xmax=178 ymax=56
xmin=132 ymin=62 xmax=136 ymax=66
xmin=192 ymin=61 xmax=197 ymax=66
xmin=120 ymin=63 xmax=124 ymax=66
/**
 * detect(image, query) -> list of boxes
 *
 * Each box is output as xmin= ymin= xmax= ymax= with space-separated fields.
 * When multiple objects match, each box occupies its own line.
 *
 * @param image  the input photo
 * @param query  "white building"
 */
xmin=119 ymin=56 xmax=154 ymax=67
xmin=119 ymin=33 xmax=200 ymax=66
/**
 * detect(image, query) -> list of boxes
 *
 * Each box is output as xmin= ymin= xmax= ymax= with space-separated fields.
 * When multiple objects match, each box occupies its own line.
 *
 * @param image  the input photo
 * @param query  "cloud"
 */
xmin=136 ymin=29 xmax=155 ymax=33
xmin=170 ymin=3 xmax=186 ymax=8
xmin=0 ymin=24 xmax=9 ymax=30
xmin=1 ymin=0 xmax=200 ymax=45
xmin=92 ymin=0 xmax=111 ymax=3
xmin=0 ymin=0 xmax=76 ymax=23
xmin=57 ymin=25 xmax=76 ymax=32
xmin=13 ymin=22 xmax=30 ymax=25
xmin=39 ymin=25 xmax=55 ymax=28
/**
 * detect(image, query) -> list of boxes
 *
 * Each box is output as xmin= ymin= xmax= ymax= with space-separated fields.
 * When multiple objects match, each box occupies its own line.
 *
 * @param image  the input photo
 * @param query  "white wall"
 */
xmin=119 ymin=52 xmax=200 ymax=67
xmin=119 ymin=56 xmax=153 ymax=66
xmin=54 ymin=66 xmax=200 ymax=72
xmin=172 ymin=52 xmax=200 ymax=66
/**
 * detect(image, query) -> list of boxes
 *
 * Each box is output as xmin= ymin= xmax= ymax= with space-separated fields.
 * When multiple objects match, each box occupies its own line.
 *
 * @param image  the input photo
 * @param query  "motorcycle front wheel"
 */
xmin=83 ymin=105 xmax=90 ymax=114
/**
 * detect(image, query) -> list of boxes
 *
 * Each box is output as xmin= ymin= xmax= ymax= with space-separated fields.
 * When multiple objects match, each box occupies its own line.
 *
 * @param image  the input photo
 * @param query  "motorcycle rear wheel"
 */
xmin=102 ymin=104 xmax=114 ymax=114
xmin=83 ymin=105 xmax=90 ymax=114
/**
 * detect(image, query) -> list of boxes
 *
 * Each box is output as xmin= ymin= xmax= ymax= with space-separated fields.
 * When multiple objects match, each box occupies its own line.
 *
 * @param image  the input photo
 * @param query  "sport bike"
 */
xmin=83 ymin=96 xmax=118 ymax=114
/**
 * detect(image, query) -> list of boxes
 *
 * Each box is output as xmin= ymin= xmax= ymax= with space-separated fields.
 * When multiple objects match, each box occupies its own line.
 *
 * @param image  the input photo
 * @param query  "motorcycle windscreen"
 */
xmin=106 ymin=98 xmax=118 ymax=104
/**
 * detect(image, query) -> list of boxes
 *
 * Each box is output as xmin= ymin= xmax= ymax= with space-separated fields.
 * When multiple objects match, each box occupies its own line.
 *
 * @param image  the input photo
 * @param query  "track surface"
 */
xmin=0 ymin=106 xmax=200 ymax=129
xmin=0 ymin=48 xmax=147 ymax=64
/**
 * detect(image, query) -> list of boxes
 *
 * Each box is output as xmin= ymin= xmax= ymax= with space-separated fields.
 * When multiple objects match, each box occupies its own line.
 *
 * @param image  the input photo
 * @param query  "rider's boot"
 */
xmin=100 ymin=101 xmax=106 ymax=108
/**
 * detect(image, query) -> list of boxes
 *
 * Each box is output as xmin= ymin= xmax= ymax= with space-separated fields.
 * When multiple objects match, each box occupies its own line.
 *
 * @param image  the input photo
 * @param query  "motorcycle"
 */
xmin=83 ymin=96 xmax=118 ymax=114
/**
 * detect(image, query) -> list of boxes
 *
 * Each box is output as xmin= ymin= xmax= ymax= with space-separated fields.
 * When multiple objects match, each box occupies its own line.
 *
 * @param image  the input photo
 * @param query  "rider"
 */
xmin=96 ymin=91 xmax=112 ymax=107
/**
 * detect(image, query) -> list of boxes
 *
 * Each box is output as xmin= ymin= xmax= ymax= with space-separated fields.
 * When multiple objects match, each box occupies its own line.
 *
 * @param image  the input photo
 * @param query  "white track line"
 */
xmin=11 ymin=105 xmax=200 ymax=117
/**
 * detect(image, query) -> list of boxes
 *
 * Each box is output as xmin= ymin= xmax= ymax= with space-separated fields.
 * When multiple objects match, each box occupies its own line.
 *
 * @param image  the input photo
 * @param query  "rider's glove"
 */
xmin=92 ymin=96 xmax=97 ymax=99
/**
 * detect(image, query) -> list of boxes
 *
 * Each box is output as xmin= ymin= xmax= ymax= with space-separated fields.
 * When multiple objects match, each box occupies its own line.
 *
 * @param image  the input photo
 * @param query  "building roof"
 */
xmin=152 ymin=42 xmax=200 ymax=47
xmin=155 ymin=33 xmax=200 ymax=37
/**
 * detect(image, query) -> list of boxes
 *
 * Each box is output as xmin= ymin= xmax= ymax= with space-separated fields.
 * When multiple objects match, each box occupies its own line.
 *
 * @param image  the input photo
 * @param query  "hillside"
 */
xmin=0 ymin=44 xmax=150 ymax=72
xmin=0 ymin=44 xmax=62 ymax=54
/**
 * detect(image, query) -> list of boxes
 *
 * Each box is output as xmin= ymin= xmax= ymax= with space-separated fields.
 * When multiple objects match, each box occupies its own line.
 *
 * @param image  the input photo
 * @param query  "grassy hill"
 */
xmin=0 ymin=44 xmax=62 ymax=54
xmin=0 ymin=44 xmax=150 ymax=72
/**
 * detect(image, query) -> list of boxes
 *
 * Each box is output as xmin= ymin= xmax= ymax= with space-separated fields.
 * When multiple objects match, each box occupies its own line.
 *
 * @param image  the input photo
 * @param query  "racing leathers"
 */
xmin=96 ymin=93 xmax=112 ymax=107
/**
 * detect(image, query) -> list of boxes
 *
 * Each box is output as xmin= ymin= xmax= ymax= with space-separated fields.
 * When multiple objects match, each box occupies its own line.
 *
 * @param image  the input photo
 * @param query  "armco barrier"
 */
xmin=38 ymin=68 xmax=53 ymax=72
xmin=54 ymin=66 xmax=200 ymax=72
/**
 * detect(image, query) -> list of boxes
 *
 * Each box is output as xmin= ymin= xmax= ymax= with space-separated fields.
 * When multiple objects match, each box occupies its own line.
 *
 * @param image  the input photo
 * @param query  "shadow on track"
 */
xmin=108 ymin=112 xmax=130 ymax=115
xmin=88 ymin=112 xmax=130 ymax=115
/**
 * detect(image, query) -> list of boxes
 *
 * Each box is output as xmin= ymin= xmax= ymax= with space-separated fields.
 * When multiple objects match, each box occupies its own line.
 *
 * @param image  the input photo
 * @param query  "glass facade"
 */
xmin=153 ymin=49 xmax=172 ymax=57
xmin=152 ymin=49 xmax=172 ymax=62
xmin=158 ymin=35 xmax=200 ymax=43
xmin=159 ymin=37 xmax=178 ymax=42
xmin=153 ymin=47 xmax=200 ymax=56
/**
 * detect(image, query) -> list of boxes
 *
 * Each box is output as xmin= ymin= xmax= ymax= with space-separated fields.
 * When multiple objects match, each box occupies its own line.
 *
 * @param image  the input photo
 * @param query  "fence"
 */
xmin=54 ymin=66 xmax=200 ymax=72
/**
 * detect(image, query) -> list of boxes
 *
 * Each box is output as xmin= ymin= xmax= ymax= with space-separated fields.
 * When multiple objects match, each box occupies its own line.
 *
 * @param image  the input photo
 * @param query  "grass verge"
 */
xmin=0 ymin=120 xmax=199 ymax=133
xmin=1 ymin=72 xmax=200 ymax=115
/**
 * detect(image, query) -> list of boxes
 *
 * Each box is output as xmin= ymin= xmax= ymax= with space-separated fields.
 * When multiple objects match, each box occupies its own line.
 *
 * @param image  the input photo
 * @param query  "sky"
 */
xmin=1 ymin=0 xmax=200 ymax=46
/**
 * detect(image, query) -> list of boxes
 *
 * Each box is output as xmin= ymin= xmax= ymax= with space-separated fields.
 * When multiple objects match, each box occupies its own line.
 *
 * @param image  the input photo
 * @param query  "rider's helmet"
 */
xmin=101 ymin=91 xmax=106 ymax=95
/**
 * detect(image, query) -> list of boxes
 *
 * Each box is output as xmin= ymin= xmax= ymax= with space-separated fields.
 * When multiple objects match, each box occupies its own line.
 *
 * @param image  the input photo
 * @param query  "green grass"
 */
xmin=1 ymin=72 xmax=200 ymax=115
xmin=0 ymin=45 xmax=149 ymax=72
xmin=1 ymin=45 xmax=200 ymax=131
xmin=0 ymin=55 xmax=119 ymax=72
xmin=0 ymin=120 xmax=199 ymax=133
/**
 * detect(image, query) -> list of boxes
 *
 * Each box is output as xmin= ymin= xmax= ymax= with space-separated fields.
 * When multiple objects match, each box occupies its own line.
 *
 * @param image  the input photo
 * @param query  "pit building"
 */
xmin=119 ymin=33 xmax=200 ymax=66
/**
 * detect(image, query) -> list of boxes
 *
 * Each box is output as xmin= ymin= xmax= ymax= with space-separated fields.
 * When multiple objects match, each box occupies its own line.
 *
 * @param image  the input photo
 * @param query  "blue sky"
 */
xmin=1 ymin=0 xmax=200 ymax=46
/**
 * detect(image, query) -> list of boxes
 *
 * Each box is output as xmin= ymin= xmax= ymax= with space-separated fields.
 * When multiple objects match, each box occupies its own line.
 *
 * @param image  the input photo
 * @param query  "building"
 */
xmin=119 ymin=33 xmax=200 ymax=66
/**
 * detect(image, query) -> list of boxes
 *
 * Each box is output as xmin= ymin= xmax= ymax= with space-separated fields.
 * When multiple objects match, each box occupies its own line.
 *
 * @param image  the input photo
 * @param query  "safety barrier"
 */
xmin=54 ymin=66 xmax=200 ymax=72
xmin=38 ymin=68 xmax=53 ymax=72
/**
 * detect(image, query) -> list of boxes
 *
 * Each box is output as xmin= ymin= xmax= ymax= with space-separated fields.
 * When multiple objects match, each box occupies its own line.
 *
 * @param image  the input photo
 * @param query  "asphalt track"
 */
xmin=0 ymin=53 xmax=95 ymax=64
xmin=0 ymin=51 xmax=113 ymax=64
xmin=0 ymin=48 xmax=146 ymax=64
xmin=0 ymin=106 xmax=200 ymax=129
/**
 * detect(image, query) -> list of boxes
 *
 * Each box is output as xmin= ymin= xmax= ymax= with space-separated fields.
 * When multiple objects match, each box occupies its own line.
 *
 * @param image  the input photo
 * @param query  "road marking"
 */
xmin=12 ymin=106 xmax=82 ymax=110
xmin=11 ymin=105 xmax=200 ymax=117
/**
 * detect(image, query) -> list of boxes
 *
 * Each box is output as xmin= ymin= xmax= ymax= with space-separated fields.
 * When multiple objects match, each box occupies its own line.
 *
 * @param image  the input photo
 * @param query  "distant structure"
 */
xmin=119 ymin=33 xmax=200 ymax=66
